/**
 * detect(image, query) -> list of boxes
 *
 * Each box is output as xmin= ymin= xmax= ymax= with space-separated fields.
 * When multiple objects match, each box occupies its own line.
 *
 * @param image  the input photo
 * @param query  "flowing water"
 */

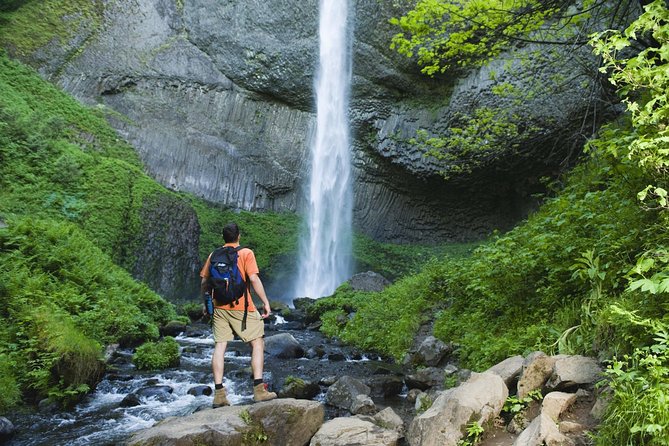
xmin=7 ymin=322 xmax=399 ymax=446
xmin=295 ymin=0 xmax=353 ymax=299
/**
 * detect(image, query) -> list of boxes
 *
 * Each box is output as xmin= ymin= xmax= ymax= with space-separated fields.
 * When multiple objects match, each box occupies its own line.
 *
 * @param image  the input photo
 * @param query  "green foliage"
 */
xmin=502 ymin=389 xmax=542 ymax=416
xmin=389 ymin=0 xmax=598 ymax=74
xmin=596 ymin=330 xmax=669 ymax=445
xmin=0 ymin=354 xmax=21 ymax=413
xmin=316 ymin=261 xmax=448 ymax=360
xmin=457 ymin=421 xmax=484 ymax=446
xmin=591 ymin=0 xmax=669 ymax=179
xmin=0 ymin=0 xmax=104 ymax=56
xmin=353 ymin=230 xmax=479 ymax=280
xmin=412 ymin=107 xmax=540 ymax=179
xmin=186 ymin=197 xmax=300 ymax=271
xmin=133 ymin=337 xmax=180 ymax=371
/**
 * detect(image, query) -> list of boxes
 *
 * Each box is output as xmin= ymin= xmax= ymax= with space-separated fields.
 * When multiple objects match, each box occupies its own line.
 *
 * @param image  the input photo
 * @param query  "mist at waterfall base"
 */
xmin=294 ymin=0 xmax=353 ymax=300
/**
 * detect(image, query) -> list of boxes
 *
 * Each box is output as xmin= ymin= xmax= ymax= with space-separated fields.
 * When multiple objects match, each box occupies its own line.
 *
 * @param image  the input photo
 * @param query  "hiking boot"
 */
xmin=253 ymin=383 xmax=277 ymax=402
xmin=212 ymin=386 xmax=230 ymax=408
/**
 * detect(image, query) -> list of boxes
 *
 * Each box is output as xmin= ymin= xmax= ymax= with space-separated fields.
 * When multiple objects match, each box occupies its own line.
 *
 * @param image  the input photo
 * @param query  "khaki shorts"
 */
xmin=212 ymin=309 xmax=264 ymax=343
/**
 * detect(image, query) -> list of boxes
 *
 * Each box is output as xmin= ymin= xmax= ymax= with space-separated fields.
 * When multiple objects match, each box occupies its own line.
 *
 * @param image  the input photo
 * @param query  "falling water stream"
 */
xmin=295 ymin=0 xmax=353 ymax=299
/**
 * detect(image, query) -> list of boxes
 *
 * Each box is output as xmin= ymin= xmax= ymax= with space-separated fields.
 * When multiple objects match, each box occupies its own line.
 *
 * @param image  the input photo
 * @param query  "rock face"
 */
xmin=132 ymin=191 xmax=201 ymax=301
xmin=18 ymin=0 xmax=619 ymax=243
xmin=128 ymin=398 xmax=324 ymax=446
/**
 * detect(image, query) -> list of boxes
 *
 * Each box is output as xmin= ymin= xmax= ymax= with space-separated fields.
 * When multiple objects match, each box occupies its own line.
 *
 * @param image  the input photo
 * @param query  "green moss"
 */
xmin=0 ymin=0 xmax=104 ymax=57
xmin=133 ymin=337 xmax=180 ymax=370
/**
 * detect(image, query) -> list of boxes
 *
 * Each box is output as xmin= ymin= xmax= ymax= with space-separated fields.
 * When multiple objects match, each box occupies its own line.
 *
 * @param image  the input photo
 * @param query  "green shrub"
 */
xmin=133 ymin=337 xmax=181 ymax=371
xmin=596 ymin=329 xmax=669 ymax=445
xmin=0 ymin=354 xmax=21 ymax=414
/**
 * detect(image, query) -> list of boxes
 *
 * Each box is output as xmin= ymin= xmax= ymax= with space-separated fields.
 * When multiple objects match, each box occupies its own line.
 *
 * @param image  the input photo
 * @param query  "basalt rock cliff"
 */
xmin=20 ymin=0 xmax=620 ymax=242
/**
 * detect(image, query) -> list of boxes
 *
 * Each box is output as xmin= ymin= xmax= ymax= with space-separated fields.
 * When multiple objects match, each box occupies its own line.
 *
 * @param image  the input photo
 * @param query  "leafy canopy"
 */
xmin=390 ymin=0 xmax=601 ymax=75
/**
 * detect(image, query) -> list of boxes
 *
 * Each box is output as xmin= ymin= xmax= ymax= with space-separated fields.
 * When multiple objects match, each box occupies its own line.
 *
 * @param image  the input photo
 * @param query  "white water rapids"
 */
xmin=295 ymin=0 xmax=353 ymax=299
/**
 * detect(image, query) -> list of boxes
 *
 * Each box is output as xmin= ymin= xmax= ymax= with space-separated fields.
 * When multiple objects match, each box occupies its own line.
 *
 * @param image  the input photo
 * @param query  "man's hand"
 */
xmin=261 ymin=304 xmax=271 ymax=319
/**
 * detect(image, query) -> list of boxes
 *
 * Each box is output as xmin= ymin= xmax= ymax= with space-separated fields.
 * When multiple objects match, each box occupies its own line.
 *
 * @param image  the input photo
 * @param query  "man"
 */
xmin=200 ymin=222 xmax=277 ymax=407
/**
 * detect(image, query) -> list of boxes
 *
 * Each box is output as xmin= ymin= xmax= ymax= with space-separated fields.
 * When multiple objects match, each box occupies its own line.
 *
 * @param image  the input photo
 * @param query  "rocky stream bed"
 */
xmin=3 ymin=299 xmax=606 ymax=446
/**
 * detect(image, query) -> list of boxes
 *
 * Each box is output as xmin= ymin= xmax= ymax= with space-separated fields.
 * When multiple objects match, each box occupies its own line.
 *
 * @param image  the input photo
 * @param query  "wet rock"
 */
xmin=405 ymin=367 xmax=445 ymax=391
xmin=415 ymin=336 xmax=452 ymax=367
xmin=0 ymin=417 xmax=15 ymax=443
xmin=348 ymin=271 xmax=391 ymax=292
xmin=187 ymin=385 xmax=212 ymax=397
xmin=320 ymin=376 xmax=338 ymax=386
xmin=104 ymin=344 xmax=121 ymax=362
xmin=325 ymin=376 xmax=371 ymax=411
xmin=264 ymin=333 xmax=305 ymax=359
xmin=518 ymin=352 xmax=556 ymax=399
xmin=120 ymin=393 xmax=142 ymax=408
xmin=487 ymin=355 xmax=524 ymax=388
xmin=277 ymin=321 xmax=305 ymax=330
xmin=309 ymin=417 xmax=399 ymax=446
xmin=513 ymin=413 xmax=575 ymax=446
xmin=278 ymin=378 xmax=321 ymax=400
xmin=136 ymin=385 xmax=174 ymax=401
xmin=350 ymin=394 xmax=376 ymax=415
xmin=292 ymin=297 xmax=317 ymax=312
xmin=408 ymin=372 xmax=508 ymax=446
xmin=368 ymin=374 xmax=404 ymax=399
xmin=305 ymin=345 xmax=326 ymax=359
xmin=107 ymin=373 xmax=134 ymax=381
xmin=406 ymin=388 xmax=422 ymax=404
xmin=327 ymin=351 xmax=346 ymax=361
xmin=129 ymin=398 xmax=324 ymax=446
xmin=160 ymin=321 xmax=188 ymax=337
xmin=38 ymin=398 xmax=59 ymax=414
xmin=546 ymin=355 xmax=602 ymax=391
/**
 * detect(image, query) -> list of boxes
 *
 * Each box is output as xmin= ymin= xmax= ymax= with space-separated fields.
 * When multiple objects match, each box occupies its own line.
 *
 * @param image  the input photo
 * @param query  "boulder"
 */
xmin=187 ymin=385 xmax=213 ymax=397
xmin=368 ymin=374 xmax=404 ymax=398
xmin=264 ymin=333 xmax=305 ymax=359
xmin=0 ymin=417 xmax=15 ymax=444
xmin=542 ymin=391 xmax=577 ymax=422
xmin=278 ymin=378 xmax=321 ymax=400
xmin=136 ymin=385 xmax=174 ymax=402
xmin=160 ymin=320 xmax=188 ymax=337
xmin=309 ymin=417 xmax=399 ymax=446
xmin=408 ymin=372 xmax=508 ymax=446
xmin=348 ymin=271 xmax=391 ymax=292
xmin=120 ymin=393 xmax=142 ymax=408
xmin=415 ymin=336 xmax=452 ymax=367
xmin=373 ymin=407 xmax=405 ymax=436
xmin=327 ymin=351 xmax=347 ymax=361
xmin=559 ymin=421 xmax=586 ymax=434
xmin=129 ymin=398 xmax=324 ymax=446
xmin=350 ymin=394 xmax=377 ymax=415
xmin=405 ymin=367 xmax=445 ymax=391
xmin=325 ymin=376 xmax=371 ymax=411
xmin=486 ymin=355 xmax=524 ymax=387
xmin=292 ymin=297 xmax=317 ymax=311
xmin=306 ymin=345 xmax=326 ymax=359
xmin=513 ymin=413 xmax=575 ymax=446
xmin=546 ymin=356 xmax=602 ymax=391
xmin=517 ymin=352 xmax=556 ymax=399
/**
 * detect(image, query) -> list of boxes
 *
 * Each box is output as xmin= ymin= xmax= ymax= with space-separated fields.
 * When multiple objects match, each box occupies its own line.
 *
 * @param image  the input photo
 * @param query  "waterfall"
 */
xmin=294 ymin=0 xmax=353 ymax=299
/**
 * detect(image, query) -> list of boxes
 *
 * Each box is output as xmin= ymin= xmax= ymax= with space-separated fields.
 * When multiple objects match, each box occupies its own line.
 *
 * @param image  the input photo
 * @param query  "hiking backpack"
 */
xmin=208 ymin=246 xmax=248 ymax=306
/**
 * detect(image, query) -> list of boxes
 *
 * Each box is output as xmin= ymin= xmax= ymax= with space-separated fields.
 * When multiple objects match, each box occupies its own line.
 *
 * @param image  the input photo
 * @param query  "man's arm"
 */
xmin=249 ymin=273 xmax=271 ymax=318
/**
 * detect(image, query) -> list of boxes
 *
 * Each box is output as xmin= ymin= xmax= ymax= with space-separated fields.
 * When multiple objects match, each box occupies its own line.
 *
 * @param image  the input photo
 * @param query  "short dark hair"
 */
xmin=223 ymin=222 xmax=240 ymax=243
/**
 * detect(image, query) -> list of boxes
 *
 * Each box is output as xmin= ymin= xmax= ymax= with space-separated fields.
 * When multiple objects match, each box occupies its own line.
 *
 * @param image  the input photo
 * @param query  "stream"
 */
xmin=7 ymin=320 xmax=407 ymax=446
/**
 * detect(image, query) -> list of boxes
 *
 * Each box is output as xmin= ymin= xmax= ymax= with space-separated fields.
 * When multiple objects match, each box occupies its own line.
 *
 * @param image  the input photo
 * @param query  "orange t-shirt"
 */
xmin=200 ymin=243 xmax=258 ymax=312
